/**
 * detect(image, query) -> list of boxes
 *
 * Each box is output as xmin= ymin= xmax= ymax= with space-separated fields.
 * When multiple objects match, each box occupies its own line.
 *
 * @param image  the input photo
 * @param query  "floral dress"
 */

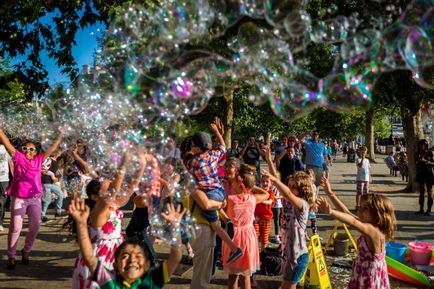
xmin=280 ymin=199 xmax=309 ymax=268
xmin=72 ymin=209 xmax=124 ymax=289
xmin=348 ymin=235 xmax=390 ymax=289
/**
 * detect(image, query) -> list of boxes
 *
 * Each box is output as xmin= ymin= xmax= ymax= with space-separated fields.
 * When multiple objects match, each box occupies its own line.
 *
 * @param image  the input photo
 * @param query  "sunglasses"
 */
xmin=22 ymin=146 xmax=37 ymax=152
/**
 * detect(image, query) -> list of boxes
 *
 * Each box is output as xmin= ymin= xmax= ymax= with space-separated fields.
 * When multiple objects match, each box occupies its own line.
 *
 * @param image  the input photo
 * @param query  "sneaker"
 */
xmin=41 ymin=216 xmax=48 ymax=223
xmin=6 ymin=257 xmax=16 ymax=270
xmin=0 ymin=225 xmax=3 ymax=231
xmin=424 ymin=212 xmax=431 ymax=216
xmin=415 ymin=210 xmax=424 ymax=215
xmin=227 ymin=248 xmax=243 ymax=264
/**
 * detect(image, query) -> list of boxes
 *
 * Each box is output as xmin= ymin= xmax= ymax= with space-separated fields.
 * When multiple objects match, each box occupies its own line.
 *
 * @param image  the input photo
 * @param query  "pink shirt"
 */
xmin=7 ymin=150 xmax=44 ymax=198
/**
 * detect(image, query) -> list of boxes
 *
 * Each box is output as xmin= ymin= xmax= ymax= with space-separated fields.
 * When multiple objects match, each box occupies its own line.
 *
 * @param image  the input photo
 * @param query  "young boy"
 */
xmin=184 ymin=117 xmax=242 ymax=264
xmin=355 ymin=145 xmax=371 ymax=210
xmin=69 ymin=198 xmax=185 ymax=289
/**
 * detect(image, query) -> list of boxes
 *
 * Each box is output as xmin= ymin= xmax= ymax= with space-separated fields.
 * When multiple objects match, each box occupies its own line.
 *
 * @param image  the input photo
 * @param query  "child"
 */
xmin=69 ymin=198 xmax=185 ymax=289
xmin=221 ymin=161 xmax=270 ymax=289
xmin=355 ymin=145 xmax=371 ymax=210
xmin=70 ymin=152 xmax=148 ymax=289
xmin=306 ymin=169 xmax=318 ymax=235
xmin=183 ymin=117 xmax=242 ymax=264
xmin=262 ymin=145 xmax=313 ymax=289
xmin=317 ymin=183 xmax=396 ymax=289
xmin=254 ymin=174 xmax=275 ymax=252
xmin=0 ymin=125 xmax=62 ymax=270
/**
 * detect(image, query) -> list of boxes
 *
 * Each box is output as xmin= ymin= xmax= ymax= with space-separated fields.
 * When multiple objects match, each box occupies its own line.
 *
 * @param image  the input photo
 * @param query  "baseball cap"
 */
xmin=192 ymin=131 xmax=212 ymax=151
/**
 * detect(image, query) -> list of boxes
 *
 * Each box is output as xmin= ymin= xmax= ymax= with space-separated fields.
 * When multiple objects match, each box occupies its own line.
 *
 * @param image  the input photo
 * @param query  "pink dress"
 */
xmin=72 ymin=209 xmax=124 ymax=289
xmin=348 ymin=235 xmax=390 ymax=289
xmin=222 ymin=193 xmax=260 ymax=275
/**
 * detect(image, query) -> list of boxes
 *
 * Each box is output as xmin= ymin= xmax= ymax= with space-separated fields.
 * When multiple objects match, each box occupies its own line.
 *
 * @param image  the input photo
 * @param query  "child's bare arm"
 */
xmin=69 ymin=199 xmax=98 ymax=273
xmin=252 ymin=185 xmax=270 ymax=204
xmin=320 ymin=177 xmax=354 ymax=216
xmin=262 ymin=145 xmax=279 ymax=178
xmin=210 ymin=117 xmax=225 ymax=147
xmin=262 ymin=171 xmax=304 ymax=209
xmin=161 ymin=203 xmax=186 ymax=277
xmin=44 ymin=136 xmax=62 ymax=161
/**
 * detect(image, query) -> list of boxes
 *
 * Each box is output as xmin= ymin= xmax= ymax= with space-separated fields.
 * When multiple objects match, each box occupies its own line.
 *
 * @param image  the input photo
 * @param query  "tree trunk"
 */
xmin=365 ymin=107 xmax=376 ymax=162
xmin=223 ymin=89 xmax=234 ymax=147
xmin=401 ymin=105 xmax=423 ymax=193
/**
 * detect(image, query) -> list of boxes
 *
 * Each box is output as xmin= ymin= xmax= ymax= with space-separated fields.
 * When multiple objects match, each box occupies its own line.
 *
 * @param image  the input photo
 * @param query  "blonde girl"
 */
xmin=262 ymin=145 xmax=314 ymax=289
xmin=318 ymin=177 xmax=396 ymax=289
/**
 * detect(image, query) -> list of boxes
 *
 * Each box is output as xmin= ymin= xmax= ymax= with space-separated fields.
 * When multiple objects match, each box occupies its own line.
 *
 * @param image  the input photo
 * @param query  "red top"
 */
xmin=254 ymin=189 xmax=275 ymax=220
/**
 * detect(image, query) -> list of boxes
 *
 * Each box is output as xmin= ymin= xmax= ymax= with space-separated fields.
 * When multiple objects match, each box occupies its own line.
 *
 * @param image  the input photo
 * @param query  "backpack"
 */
xmin=260 ymin=246 xmax=282 ymax=276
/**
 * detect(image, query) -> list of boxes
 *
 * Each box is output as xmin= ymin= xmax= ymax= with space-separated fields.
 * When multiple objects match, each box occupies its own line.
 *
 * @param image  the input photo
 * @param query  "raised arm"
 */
xmin=44 ymin=136 xmax=62 ymax=161
xmin=161 ymin=203 xmax=186 ymax=277
xmin=262 ymin=145 xmax=279 ymax=179
xmin=69 ymin=198 xmax=98 ymax=274
xmin=71 ymin=145 xmax=97 ymax=177
xmin=317 ymin=197 xmax=377 ymax=239
xmin=320 ymin=177 xmax=354 ymax=216
xmin=0 ymin=127 xmax=16 ymax=156
xmin=210 ymin=117 xmax=225 ymax=148
xmin=263 ymin=171 xmax=304 ymax=209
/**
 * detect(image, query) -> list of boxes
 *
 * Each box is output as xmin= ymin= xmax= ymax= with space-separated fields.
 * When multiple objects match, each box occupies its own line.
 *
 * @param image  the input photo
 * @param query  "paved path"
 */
xmin=0 ymin=154 xmax=432 ymax=289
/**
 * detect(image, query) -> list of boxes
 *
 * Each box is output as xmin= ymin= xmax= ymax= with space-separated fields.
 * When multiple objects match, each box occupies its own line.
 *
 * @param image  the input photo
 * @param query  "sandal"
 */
xmin=6 ymin=257 xmax=16 ymax=270
xmin=21 ymin=249 xmax=30 ymax=265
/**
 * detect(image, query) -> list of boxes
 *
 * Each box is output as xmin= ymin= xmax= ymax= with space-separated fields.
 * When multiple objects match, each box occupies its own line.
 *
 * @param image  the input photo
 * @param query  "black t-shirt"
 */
xmin=42 ymin=160 xmax=58 ymax=184
xmin=243 ymin=146 xmax=260 ymax=168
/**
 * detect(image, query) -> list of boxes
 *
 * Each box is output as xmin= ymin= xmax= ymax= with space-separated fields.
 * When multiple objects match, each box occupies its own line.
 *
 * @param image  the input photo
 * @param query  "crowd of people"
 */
xmin=1 ymin=118 xmax=433 ymax=289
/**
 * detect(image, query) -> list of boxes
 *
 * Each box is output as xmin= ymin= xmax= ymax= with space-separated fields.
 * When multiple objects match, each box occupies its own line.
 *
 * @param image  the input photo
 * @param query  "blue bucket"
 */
xmin=386 ymin=242 xmax=407 ymax=263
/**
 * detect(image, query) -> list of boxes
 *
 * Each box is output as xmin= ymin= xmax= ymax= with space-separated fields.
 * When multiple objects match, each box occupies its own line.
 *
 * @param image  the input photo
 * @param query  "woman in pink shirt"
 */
xmin=0 ymin=126 xmax=62 ymax=270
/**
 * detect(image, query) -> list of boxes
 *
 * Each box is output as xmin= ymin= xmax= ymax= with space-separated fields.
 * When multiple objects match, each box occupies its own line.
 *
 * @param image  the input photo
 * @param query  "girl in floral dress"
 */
xmin=221 ymin=160 xmax=270 ymax=289
xmin=262 ymin=145 xmax=315 ymax=289
xmin=71 ymin=152 xmax=149 ymax=289
xmin=317 ymin=179 xmax=396 ymax=289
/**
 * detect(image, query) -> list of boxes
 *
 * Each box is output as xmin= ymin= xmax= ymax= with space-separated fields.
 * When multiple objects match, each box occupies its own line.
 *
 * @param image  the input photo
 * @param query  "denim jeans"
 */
xmin=41 ymin=183 xmax=64 ymax=216
xmin=0 ymin=181 xmax=9 ymax=226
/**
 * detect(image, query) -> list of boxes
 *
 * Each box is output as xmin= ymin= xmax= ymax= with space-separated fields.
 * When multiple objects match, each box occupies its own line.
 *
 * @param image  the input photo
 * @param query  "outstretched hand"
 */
xmin=161 ymin=203 xmax=186 ymax=227
xmin=68 ymin=198 xmax=90 ymax=224
xmin=262 ymin=145 xmax=271 ymax=160
xmin=316 ymin=196 xmax=332 ymax=214
xmin=210 ymin=117 xmax=224 ymax=136
xmin=319 ymin=176 xmax=333 ymax=196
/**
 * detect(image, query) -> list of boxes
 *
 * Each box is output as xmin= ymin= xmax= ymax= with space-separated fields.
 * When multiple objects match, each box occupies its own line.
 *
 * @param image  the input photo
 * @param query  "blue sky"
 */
xmin=44 ymin=24 xmax=103 ymax=85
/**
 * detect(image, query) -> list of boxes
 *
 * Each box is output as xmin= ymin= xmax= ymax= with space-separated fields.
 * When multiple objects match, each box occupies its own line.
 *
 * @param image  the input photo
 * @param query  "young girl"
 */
xmin=71 ymin=151 xmax=148 ymax=289
xmin=69 ymin=198 xmax=185 ymax=288
xmin=254 ymin=173 xmax=275 ymax=252
xmin=317 ymin=184 xmax=396 ymax=289
xmin=0 ymin=125 xmax=62 ymax=270
xmin=355 ymin=145 xmax=371 ymax=210
xmin=262 ymin=145 xmax=314 ymax=289
xmin=222 ymin=160 xmax=270 ymax=289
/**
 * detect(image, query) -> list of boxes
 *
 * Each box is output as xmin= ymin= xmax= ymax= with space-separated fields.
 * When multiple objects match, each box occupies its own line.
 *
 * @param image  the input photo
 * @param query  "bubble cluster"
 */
xmin=1 ymin=0 xmax=433 ymax=245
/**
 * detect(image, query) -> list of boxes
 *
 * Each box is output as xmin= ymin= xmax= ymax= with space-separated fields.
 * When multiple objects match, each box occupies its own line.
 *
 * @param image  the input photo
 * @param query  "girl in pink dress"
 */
xmin=71 ymin=152 xmax=149 ymax=289
xmin=317 ymin=178 xmax=396 ymax=289
xmin=222 ymin=159 xmax=270 ymax=289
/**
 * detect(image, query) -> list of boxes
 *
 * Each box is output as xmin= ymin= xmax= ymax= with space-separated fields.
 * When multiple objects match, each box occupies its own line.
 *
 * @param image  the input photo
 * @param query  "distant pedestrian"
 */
xmin=355 ymin=146 xmax=371 ymax=211
xmin=414 ymin=139 xmax=434 ymax=216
